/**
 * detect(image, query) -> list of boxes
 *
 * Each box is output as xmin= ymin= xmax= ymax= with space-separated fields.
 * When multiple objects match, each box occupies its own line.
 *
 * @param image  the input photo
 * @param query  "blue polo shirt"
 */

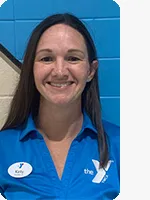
xmin=0 ymin=112 xmax=120 ymax=200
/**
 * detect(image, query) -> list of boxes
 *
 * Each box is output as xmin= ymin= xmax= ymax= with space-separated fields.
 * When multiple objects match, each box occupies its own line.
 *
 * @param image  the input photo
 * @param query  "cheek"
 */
xmin=33 ymin=67 xmax=40 ymax=87
xmin=76 ymin=64 xmax=90 ymax=81
xmin=33 ymin=63 xmax=47 ymax=84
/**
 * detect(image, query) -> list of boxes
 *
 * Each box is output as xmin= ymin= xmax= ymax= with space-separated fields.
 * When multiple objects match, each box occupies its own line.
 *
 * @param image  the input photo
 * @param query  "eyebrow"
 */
xmin=68 ymin=49 xmax=85 ymax=55
xmin=36 ymin=49 xmax=52 ymax=55
xmin=36 ymin=48 xmax=85 ymax=55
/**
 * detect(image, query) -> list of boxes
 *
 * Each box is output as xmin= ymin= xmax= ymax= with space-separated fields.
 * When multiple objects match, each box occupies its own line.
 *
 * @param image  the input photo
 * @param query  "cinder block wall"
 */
xmin=0 ymin=0 xmax=120 ymax=126
xmin=0 ymin=56 xmax=20 ymax=128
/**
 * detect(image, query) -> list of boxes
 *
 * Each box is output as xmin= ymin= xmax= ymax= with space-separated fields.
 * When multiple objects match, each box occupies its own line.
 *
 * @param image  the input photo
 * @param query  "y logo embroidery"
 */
xmin=92 ymin=159 xmax=113 ymax=183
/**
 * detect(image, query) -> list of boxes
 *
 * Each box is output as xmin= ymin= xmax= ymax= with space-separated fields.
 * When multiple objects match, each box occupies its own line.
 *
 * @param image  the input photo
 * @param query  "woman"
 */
xmin=0 ymin=13 xmax=120 ymax=199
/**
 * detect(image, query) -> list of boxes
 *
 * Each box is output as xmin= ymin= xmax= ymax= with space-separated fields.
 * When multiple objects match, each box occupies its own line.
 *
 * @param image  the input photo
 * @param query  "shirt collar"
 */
xmin=19 ymin=110 xmax=97 ymax=141
xmin=78 ymin=110 xmax=97 ymax=136
xmin=19 ymin=114 xmax=38 ymax=141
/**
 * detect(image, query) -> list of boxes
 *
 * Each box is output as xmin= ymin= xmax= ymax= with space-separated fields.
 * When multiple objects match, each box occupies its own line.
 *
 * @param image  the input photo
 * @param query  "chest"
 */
xmin=2 ymin=136 xmax=119 ymax=200
xmin=44 ymin=140 xmax=71 ymax=179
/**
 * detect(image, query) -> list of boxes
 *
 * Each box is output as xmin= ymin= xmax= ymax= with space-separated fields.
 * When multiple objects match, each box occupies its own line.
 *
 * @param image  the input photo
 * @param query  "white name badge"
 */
xmin=8 ymin=162 xmax=32 ymax=178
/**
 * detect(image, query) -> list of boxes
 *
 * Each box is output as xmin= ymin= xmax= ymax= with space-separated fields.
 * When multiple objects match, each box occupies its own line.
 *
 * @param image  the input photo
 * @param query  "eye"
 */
xmin=67 ymin=56 xmax=80 ymax=62
xmin=40 ymin=56 xmax=53 ymax=62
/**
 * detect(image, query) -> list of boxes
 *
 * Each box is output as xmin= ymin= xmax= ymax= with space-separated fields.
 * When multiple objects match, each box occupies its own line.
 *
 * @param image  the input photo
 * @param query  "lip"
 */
xmin=46 ymin=81 xmax=74 ymax=89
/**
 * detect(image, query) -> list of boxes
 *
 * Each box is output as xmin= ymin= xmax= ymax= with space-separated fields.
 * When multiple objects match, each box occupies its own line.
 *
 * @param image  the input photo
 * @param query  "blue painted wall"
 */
xmin=0 ymin=0 xmax=120 ymax=126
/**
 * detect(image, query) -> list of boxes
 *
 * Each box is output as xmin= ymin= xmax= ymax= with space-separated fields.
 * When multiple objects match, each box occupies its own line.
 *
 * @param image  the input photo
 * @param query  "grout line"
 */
xmin=0 ymin=96 xmax=14 ymax=98
xmin=0 ymin=18 xmax=120 ymax=22
xmin=82 ymin=17 xmax=120 ymax=20
xmin=100 ymin=96 xmax=120 ymax=99
xmin=12 ymin=0 xmax=17 ymax=58
xmin=98 ymin=58 xmax=120 ymax=61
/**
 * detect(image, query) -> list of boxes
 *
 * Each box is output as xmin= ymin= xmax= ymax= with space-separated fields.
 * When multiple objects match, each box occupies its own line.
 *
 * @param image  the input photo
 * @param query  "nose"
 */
xmin=51 ymin=57 xmax=69 ymax=78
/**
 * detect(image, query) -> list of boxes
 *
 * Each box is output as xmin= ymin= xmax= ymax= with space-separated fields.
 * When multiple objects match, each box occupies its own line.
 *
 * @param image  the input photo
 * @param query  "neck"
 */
xmin=36 ymin=99 xmax=83 ymax=142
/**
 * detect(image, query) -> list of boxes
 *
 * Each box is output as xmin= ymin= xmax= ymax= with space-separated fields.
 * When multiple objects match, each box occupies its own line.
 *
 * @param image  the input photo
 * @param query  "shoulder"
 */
xmin=102 ymin=119 xmax=120 ymax=162
xmin=0 ymin=128 xmax=21 ymax=147
xmin=102 ymin=120 xmax=120 ymax=137
xmin=0 ymin=127 xmax=20 ymax=137
xmin=102 ymin=120 xmax=120 ymax=145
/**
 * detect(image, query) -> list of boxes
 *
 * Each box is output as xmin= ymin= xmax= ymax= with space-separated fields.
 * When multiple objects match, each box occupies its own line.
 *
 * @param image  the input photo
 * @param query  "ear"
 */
xmin=87 ymin=60 xmax=98 ymax=82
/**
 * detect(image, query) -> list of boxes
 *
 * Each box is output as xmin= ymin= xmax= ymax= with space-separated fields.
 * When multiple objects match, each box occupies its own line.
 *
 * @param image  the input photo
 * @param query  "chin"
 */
xmin=42 ymin=94 xmax=81 ymax=107
xmin=49 ymin=98 xmax=73 ymax=106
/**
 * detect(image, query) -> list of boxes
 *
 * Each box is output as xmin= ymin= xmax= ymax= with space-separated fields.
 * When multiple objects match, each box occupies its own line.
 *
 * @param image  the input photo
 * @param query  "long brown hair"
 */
xmin=1 ymin=13 xmax=109 ymax=167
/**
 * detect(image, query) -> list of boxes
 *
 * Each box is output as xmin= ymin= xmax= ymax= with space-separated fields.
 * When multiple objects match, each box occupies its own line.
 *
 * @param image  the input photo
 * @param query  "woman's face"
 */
xmin=33 ymin=24 xmax=97 ymax=107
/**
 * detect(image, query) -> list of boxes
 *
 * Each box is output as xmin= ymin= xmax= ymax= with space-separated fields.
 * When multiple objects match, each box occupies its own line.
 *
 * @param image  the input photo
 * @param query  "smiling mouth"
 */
xmin=46 ymin=81 xmax=74 ymax=88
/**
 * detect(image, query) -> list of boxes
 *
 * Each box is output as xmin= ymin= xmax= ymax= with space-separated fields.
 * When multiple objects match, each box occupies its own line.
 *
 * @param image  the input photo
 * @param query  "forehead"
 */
xmin=36 ymin=24 xmax=87 ymax=51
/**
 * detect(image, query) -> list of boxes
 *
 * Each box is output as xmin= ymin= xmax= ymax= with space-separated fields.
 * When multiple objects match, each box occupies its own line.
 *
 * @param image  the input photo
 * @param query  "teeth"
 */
xmin=49 ymin=82 xmax=72 ymax=87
